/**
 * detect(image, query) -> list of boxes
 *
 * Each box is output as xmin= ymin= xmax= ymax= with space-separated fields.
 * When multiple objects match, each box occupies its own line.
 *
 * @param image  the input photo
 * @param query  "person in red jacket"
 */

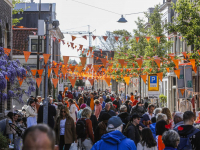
xmin=67 ymin=92 xmax=73 ymax=99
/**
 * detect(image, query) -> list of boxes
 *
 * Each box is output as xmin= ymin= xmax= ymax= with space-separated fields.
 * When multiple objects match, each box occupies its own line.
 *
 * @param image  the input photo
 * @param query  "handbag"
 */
xmin=69 ymin=142 xmax=78 ymax=150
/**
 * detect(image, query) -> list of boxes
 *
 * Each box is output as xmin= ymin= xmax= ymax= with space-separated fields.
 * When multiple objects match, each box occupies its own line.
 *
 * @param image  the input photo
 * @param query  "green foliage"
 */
xmin=75 ymin=79 xmax=85 ymax=87
xmin=159 ymin=94 xmax=167 ymax=107
xmin=0 ymin=132 xmax=8 ymax=149
xmin=167 ymin=0 xmax=200 ymax=51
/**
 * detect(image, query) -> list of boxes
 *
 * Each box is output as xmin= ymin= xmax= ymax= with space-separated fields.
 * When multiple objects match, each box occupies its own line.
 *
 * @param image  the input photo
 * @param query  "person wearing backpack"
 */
xmin=175 ymin=111 xmax=200 ymax=150
xmin=162 ymin=130 xmax=180 ymax=150
xmin=76 ymin=107 xmax=94 ymax=150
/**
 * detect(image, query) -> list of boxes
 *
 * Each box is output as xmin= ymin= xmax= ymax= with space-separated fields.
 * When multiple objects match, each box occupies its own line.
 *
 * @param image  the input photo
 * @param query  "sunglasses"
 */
xmin=61 ymin=111 xmax=66 ymax=113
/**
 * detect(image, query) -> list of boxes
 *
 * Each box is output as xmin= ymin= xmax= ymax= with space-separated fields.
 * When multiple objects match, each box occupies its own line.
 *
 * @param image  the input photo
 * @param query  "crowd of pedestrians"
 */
xmin=4 ymin=89 xmax=200 ymax=150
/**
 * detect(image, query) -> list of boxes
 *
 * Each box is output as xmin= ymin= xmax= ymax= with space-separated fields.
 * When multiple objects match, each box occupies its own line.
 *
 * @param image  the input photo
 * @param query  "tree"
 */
xmin=0 ymin=47 xmax=35 ymax=103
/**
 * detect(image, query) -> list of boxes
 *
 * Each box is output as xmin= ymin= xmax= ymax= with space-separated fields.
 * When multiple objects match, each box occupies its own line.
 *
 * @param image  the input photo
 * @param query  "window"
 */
xmin=31 ymin=39 xmax=42 ymax=52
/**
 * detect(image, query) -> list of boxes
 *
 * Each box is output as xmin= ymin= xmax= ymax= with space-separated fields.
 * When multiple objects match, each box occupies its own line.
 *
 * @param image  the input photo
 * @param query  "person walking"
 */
xmin=162 ymin=107 xmax=174 ymax=129
xmin=98 ymin=103 xmax=116 ymax=121
xmin=99 ymin=97 xmax=105 ymax=109
xmin=77 ymin=103 xmax=86 ymax=119
xmin=26 ymin=99 xmax=37 ymax=128
xmin=54 ymin=106 xmax=77 ymax=150
xmin=58 ymin=91 xmax=63 ymax=102
xmin=118 ymin=105 xmax=130 ymax=132
xmin=68 ymin=99 xmax=77 ymax=123
xmin=162 ymin=130 xmax=180 ymax=150
xmin=173 ymin=111 xmax=184 ymax=129
xmin=130 ymin=102 xmax=146 ymax=117
xmin=91 ymin=116 xmax=137 ymax=150
xmin=137 ymin=128 xmax=157 ymax=150
xmin=94 ymin=99 xmax=102 ymax=119
xmin=140 ymin=104 xmax=155 ymax=127
xmin=86 ymin=92 xmax=95 ymax=112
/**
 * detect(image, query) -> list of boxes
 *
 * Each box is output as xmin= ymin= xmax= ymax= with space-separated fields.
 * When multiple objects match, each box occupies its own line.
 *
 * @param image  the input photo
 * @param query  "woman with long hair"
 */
xmin=78 ymin=97 xmax=84 ymax=108
xmin=54 ymin=106 xmax=76 ymax=150
xmin=68 ymin=99 xmax=77 ymax=123
xmin=26 ymin=99 xmax=37 ymax=127
xmin=137 ymin=128 xmax=157 ymax=150
xmin=156 ymin=120 xmax=168 ymax=150
xmin=162 ymin=107 xmax=173 ymax=129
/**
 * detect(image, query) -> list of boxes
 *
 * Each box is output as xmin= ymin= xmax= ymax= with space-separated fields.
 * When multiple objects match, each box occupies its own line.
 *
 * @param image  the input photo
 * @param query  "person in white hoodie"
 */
xmin=68 ymin=99 xmax=77 ymax=123
xmin=26 ymin=99 xmax=37 ymax=128
xmin=137 ymin=128 xmax=157 ymax=150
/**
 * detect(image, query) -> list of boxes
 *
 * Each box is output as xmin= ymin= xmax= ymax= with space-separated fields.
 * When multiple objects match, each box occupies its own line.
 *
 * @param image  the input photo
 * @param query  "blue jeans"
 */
xmin=8 ymin=134 xmax=13 ymax=143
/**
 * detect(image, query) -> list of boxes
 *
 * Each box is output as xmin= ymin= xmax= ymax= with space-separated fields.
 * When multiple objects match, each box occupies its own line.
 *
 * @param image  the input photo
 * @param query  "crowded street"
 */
xmin=1 ymin=0 xmax=200 ymax=150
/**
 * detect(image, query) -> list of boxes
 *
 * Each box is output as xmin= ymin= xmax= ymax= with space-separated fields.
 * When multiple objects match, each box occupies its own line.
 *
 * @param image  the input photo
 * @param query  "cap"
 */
xmin=131 ymin=114 xmax=143 ymax=120
xmin=107 ymin=116 xmax=123 ymax=129
xmin=80 ymin=103 xmax=87 ymax=109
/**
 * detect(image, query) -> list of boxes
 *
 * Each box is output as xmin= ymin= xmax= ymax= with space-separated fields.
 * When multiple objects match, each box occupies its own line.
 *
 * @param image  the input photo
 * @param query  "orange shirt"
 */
xmin=90 ymin=98 xmax=94 ymax=110
xmin=130 ymin=95 xmax=134 ymax=102
xmin=157 ymin=135 xmax=165 ymax=150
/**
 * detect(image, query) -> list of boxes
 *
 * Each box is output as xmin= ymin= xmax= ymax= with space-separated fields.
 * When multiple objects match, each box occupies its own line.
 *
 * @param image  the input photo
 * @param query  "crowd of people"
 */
xmin=4 ymin=89 xmax=200 ymax=150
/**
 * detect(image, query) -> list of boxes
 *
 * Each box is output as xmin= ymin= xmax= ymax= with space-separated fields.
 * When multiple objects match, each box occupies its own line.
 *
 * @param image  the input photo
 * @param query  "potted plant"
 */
xmin=159 ymin=94 xmax=167 ymax=107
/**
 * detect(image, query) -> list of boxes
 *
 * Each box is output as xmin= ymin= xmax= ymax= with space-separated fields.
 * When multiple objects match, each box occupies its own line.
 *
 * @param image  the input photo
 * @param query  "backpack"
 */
xmin=123 ymin=121 xmax=131 ymax=136
xmin=177 ymin=128 xmax=199 ymax=150
xmin=76 ymin=119 xmax=87 ymax=139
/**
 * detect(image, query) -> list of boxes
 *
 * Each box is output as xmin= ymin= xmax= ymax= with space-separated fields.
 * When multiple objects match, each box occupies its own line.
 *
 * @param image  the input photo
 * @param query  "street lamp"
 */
xmin=117 ymin=15 xmax=127 ymax=23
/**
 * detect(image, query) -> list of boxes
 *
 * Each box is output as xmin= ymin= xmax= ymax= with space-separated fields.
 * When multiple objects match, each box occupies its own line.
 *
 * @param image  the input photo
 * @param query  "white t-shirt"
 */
xmin=60 ymin=119 xmax=66 ymax=135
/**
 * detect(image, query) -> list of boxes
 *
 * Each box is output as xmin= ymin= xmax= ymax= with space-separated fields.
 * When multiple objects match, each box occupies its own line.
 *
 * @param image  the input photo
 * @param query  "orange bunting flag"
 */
xmin=154 ymin=59 xmax=161 ymax=68
xmin=69 ymin=78 xmax=76 ymax=88
xmin=180 ymin=89 xmax=185 ymax=96
xmin=166 ymin=68 xmax=170 ymax=73
xmin=141 ymin=75 xmax=147 ymax=84
xmin=82 ymin=35 xmax=87 ymax=40
xmin=18 ymin=79 xmax=24 ymax=87
xmin=37 ymin=69 xmax=43 ymax=77
xmin=157 ymin=72 xmax=163 ymax=82
xmin=48 ymin=68 xmax=52 ymax=78
xmin=174 ymin=69 xmax=180 ymax=79
xmin=173 ymin=59 xmax=179 ymax=69
xmin=182 ymin=52 xmax=187 ymax=58
xmin=135 ymin=37 xmax=139 ymax=43
xmin=63 ymin=56 xmax=69 ymax=66
xmin=70 ymin=42 xmax=74 ymax=48
xmin=61 ymin=68 xmax=67 ymax=75
xmin=194 ymin=66 xmax=197 ymax=74
xmin=70 ymin=66 xmax=76 ymax=72
xmin=35 ymin=78 xmax=42 ymax=88
xmin=77 ymin=66 xmax=83 ymax=73
xmin=80 ymin=57 xmax=87 ymax=67
xmin=169 ymin=54 xmax=175 ymax=60
xmin=189 ymin=59 xmax=196 ymax=69
xmin=115 ymin=36 xmax=119 ymax=42
xmin=150 ymin=68 xmax=152 ymax=72
xmin=88 ymin=79 xmax=94 ymax=85
xmin=53 ymin=68 xmax=59 ymax=76
xmin=4 ymin=48 xmax=11 ymax=56
xmin=93 ymin=65 xmax=99 ymax=72
xmin=132 ymin=63 xmax=135 ymax=68
xmin=23 ymin=51 xmax=31 ymax=62
xmin=96 ymin=57 xmax=99 ymax=60
xmin=136 ymin=58 xmax=143 ymax=68
xmin=52 ymin=78 xmax=59 ymax=88
xmin=103 ymin=36 xmax=108 ymax=41
xmin=31 ymin=70 xmax=37 ymax=76
xmin=104 ymin=77 xmax=111 ymax=86
xmin=92 ymin=36 xmax=96 ymax=40
xmin=100 ymin=58 xmax=107 ymax=66
xmin=125 ymin=36 xmax=129 ymax=41
xmin=146 ymin=37 xmax=150 ymax=43
xmin=118 ymin=59 xmax=125 ymax=68
xmin=72 ymin=35 xmax=76 ymax=41
xmin=124 ymin=77 xmax=130 ymax=86
xmin=43 ymin=54 xmax=51 ymax=64
xmin=156 ymin=37 xmax=161 ymax=43
xmin=79 ymin=44 xmax=83 ymax=50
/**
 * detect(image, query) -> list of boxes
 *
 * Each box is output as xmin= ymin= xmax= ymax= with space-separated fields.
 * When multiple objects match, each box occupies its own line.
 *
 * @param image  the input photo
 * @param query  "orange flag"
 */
xmin=80 ymin=57 xmax=87 ymax=67
xmin=157 ymin=72 xmax=163 ymax=82
xmin=70 ymin=66 xmax=76 ymax=72
xmin=182 ymin=52 xmax=187 ymax=58
xmin=132 ymin=63 xmax=135 ymax=68
xmin=104 ymin=77 xmax=111 ymax=86
xmin=52 ymin=78 xmax=59 ymax=88
xmin=141 ymin=75 xmax=147 ymax=84
xmin=72 ymin=35 xmax=76 ymax=41
xmin=37 ymin=69 xmax=43 ymax=77
xmin=18 ymin=79 xmax=24 ymax=87
xmin=136 ymin=58 xmax=143 ymax=68
xmin=88 ymin=79 xmax=94 ymax=85
xmin=156 ymin=37 xmax=161 ymax=43
xmin=93 ymin=65 xmax=99 ymax=72
xmin=173 ymin=59 xmax=179 ymax=69
xmin=48 ymin=68 xmax=52 ymax=78
xmin=61 ymin=68 xmax=67 ymax=75
xmin=100 ymin=58 xmax=107 ymax=66
xmin=103 ymin=36 xmax=108 ymax=41
xmin=77 ymin=66 xmax=83 ymax=73
xmin=31 ymin=70 xmax=37 ymax=76
xmin=189 ymin=59 xmax=195 ymax=69
xmin=118 ymin=59 xmax=125 ymax=68
xmin=125 ymin=36 xmax=129 ymax=41
xmin=92 ymin=36 xmax=96 ymax=40
xmin=166 ymin=68 xmax=170 ymax=73
xmin=154 ymin=59 xmax=161 ymax=68
xmin=174 ymin=69 xmax=180 ymax=79
xmin=83 ymin=35 xmax=87 ymax=40
xmin=35 ymin=78 xmax=42 ymax=88
xmin=115 ymin=36 xmax=119 ymax=42
xmin=53 ymin=68 xmax=59 ymax=76
xmin=63 ymin=56 xmax=69 ymax=66
xmin=124 ymin=77 xmax=130 ymax=86
xmin=4 ymin=48 xmax=11 ymax=56
xmin=69 ymin=78 xmax=76 ymax=87
xmin=169 ymin=54 xmax=175 ymax=60
xmin=194 ymin=66 xmax=197 ymax=73
xmin=180 ymin=89 xmax=185 ymax=96
xmin=79 ymin=44 xmax=83 ymax=50
xmin=149 ymin=68 xmax=152 ymax=72
xmin=23 ymin=51 xmax=31 ymax=62
xmin=146 ymin=37 xmax=150 ymax=43
xmin=43 ymin=54 xmax=51 ymax=64
xmin=135 ymin=37 xmax=139 ymax=43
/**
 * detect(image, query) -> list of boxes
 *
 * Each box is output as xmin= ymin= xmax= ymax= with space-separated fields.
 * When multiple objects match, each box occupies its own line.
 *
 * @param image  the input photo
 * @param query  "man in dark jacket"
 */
xmin=37 ymin=97 xmax=56 ymax=129
xmin=175 ymin=111 xmax=200 ymax=150
xmin=98 ymin=103 xmax=116 ymax=122
xmin=113 ymin=96 xmax=120 ymax=111
xmin=125 ymin=114 xmax=142 ymax=146
xmin=130 ymin=102 xmax=145 ymax=117
xmin=118 ymin=105 xmax=130 ymax=132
